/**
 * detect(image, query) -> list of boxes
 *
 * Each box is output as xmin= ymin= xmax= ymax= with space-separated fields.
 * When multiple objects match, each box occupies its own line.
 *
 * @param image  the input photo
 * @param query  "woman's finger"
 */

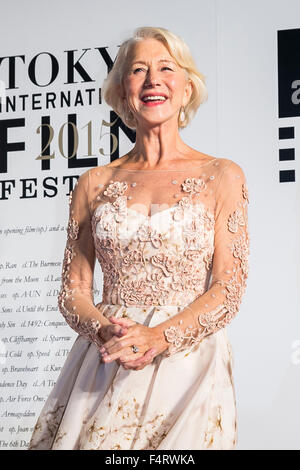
xmin=101 ymin=339 xmax=141 ymax=362
xmin=99 ymin=323 xmax=126 ymax=343
xmin=119 ymin=350 xmax=145 ymax=362
xmin=121 ymin=349 xmax=156 ymax=369
xmin=100 ymin=333 xmax=128 ymax=352
xmin=114 ymin=324 xmax=128 ymax=337
xmin=100 ymin=325 xmax=138 ymax=353
xmin=109 ymin=316 xmax=136 ymax=328
xmin=112 ymin=324 xmax=123 ymax=334
xmin=103 ymin=350 xmax=144 ymax=363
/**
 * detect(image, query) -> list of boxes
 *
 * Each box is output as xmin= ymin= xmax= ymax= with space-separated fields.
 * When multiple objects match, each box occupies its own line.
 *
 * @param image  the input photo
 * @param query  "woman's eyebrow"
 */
xmin=131 ymin=59 xmax=176 ymax=66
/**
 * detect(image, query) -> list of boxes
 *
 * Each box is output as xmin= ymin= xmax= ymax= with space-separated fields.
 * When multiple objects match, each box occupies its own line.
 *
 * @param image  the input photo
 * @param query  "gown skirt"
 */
xmin=27 ymin=301 xmax=238 ymax=450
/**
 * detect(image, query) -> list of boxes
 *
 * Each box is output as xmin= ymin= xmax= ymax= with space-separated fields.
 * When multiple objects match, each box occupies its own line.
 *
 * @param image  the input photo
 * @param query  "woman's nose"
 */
xmin=144 ymin=69 xmax=161 ymax=88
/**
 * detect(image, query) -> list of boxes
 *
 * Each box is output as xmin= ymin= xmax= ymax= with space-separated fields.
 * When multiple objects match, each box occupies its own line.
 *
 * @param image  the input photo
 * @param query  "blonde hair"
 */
xmin=102 ymin=26 xmax=208 ymax=129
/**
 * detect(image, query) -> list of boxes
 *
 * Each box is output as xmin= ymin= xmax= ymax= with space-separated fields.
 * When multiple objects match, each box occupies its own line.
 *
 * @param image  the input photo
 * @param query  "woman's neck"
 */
xmin=128 ymin=120 xmax=189 ymax=169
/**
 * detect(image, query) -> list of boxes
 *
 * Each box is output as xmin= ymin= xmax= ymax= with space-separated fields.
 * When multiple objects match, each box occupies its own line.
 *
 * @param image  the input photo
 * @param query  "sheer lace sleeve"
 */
xmin=57 ymin=170 xmax=109 ymax=350
xmin=161 ymin=160 xmax=250 ymax=356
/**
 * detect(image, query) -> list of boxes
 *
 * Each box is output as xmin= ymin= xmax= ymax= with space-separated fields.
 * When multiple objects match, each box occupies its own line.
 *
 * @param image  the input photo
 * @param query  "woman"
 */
xmin=28 ymin=26 xmax=249 ymax=450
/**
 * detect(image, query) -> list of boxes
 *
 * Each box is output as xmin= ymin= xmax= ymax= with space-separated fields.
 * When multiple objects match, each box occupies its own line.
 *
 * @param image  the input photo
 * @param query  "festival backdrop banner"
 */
xmin=0 ymin=0 xmax=299 ymax=450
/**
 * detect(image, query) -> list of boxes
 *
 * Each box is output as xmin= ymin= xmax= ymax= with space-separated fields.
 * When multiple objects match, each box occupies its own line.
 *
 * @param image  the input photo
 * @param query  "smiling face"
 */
xmin=122 ymin=38 xmax=192 ymax=129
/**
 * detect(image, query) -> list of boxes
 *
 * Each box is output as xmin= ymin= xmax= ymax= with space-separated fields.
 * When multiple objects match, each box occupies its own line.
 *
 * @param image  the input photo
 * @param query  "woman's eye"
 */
xmin=133 ymin=67 xmax=145 ymax=73
xmin=161 ymin=66 xmax=173 ymax=71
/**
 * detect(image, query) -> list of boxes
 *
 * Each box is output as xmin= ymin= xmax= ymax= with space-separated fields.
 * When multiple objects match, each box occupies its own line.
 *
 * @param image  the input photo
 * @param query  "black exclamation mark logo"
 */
xmin=279 ymin=126 xmax=295 ymax=182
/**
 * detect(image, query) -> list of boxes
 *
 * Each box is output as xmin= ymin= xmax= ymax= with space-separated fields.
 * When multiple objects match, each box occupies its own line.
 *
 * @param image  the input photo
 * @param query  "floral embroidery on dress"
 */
xmin=58 ymin=198 xmax=104 ymax=349
xmin=173 ymin=177 xmax=206 ymax=220
xmin=164 ymin=324 xmax=205 ymax=355
xmin=67 ymin=217 xmax=80 ymax=240
xmin=91 ymin=174 xmax=215 ymax=308
xmin=181 ymin=177 xmax=206 ymax=194
xmin=28 ymin=404 xmax=65 ymax=450
xmin=136 ymin=224 xmax=165 ymax=249
xmin=59 ymin=161 xmax=249 ymax=359
xmin=203 ymin=405 xmax=223 ymax=449
xmin=99 ymin=175 xmax=209 ymax=222
xmin=227 ymin=209 xmax=245 ymax=233
xmin=82 ymin=396 xmax=174 ymax=450
xmin=242 ymin=183 xmax=249 ymax=203
xmin=163 ymin=168 xmax=250 ymax=356
xmin=104 ymin=180 xmax=128 ymax=198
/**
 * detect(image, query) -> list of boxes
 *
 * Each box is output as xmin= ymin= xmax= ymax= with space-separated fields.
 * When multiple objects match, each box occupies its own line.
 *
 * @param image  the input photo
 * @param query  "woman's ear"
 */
xmin=183 ymin=78 xmax=193 ymax=107
xmin=116 ymin=83 xmax=125 ymax=101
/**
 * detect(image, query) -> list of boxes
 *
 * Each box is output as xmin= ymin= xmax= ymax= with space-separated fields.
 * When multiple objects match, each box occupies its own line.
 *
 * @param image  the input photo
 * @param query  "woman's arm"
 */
xmin=155 ymin=160 xmax=250 ymax=356
xmin=57 ymin=170 xmax=113 ymax=350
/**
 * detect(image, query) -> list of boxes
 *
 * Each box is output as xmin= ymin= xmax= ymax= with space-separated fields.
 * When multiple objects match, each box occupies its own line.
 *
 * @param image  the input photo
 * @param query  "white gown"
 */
xmin=27 ymin=157 xmax=249 ymax=450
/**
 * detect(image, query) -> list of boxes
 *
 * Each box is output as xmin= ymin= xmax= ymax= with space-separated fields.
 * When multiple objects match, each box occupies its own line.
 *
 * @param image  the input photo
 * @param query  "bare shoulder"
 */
xmin=219 ymin=158 xmax=246 ymax=175
xmin=73 ymin=167 xmax=91 ymax=189
xmin=183 ymin=149 xmax=242 ymax=171
xmin=81 ymin=165 xmax=110 ymax=179
xmin=213 ymin=157 xmax=247 ymax=186
xmin=184 ymin=148 xmax=215 ymax=165
xmin=75 ymin=166 xmax=105 ymax=191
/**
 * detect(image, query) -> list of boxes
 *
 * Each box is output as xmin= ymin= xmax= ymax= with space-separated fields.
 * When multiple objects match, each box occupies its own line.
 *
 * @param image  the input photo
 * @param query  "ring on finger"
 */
xmin=131 ymin=344 xmax=139 ymax=354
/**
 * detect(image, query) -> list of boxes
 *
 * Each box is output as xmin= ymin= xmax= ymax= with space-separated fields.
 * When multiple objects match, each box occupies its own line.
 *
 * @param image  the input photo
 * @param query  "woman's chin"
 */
xmin=136 ymin=114 xmax=176 ymax=129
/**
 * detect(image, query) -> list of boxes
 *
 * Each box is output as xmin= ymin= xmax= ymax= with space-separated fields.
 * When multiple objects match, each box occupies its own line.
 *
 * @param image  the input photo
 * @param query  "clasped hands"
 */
xmin=99 ymin=316 xmax=168 ymax=371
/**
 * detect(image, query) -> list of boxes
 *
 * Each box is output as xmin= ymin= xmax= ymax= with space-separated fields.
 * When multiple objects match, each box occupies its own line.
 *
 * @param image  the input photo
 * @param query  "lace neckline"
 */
xmin=100 ymin=158 xmax=217 ymax=172
xmin=93 ymin=168 xmax=214 ymax=220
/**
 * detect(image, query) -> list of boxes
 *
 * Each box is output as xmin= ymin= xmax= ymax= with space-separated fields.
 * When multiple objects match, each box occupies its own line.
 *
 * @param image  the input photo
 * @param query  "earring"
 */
xmin=127 ymin=108 xmax=134 ymax=120
xmin=179 ymin=106 xmax=185 ymax=122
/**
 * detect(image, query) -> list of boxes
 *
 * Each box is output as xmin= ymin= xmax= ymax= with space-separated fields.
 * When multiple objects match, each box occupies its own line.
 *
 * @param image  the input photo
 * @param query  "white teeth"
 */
xmin=143 ymin=95 xmax=167 ymax=102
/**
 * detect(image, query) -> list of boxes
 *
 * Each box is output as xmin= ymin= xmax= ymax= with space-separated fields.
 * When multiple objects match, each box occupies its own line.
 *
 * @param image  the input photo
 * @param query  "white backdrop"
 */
xmin=0 ymin=0 xmax=299 ymax=450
